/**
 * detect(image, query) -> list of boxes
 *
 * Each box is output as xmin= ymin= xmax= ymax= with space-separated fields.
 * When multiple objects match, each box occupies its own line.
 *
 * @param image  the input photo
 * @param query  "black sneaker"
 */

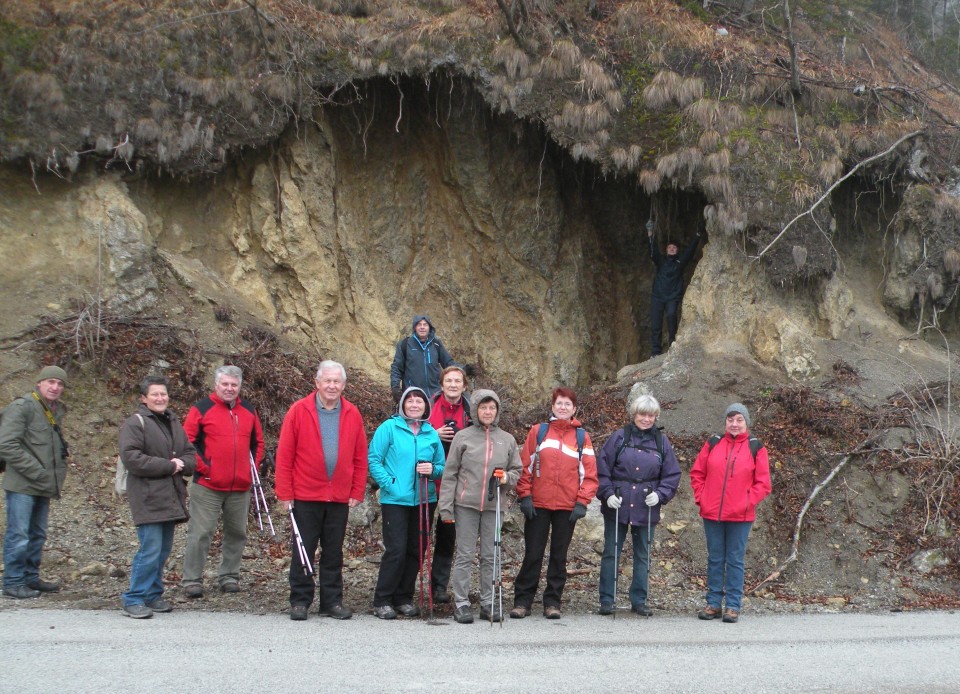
xmin=320 ymin=603 xmax=353 ymax=620
xmin=395 ymin=603 xmax=420 ymax=618
xmin=122 ymin=604 xmax=153 ymax=619
xmin=373 ymin=605 xmax=397 ymax=620
xmin=453 ymin=605 xmax=474 ymax=624
xmin=290 ymin=605 xmax=308 ymax=621
xmin=433 ymin=588 xmax=451 ymax=604
xmin=598 ymin=603 xmax=614 ymax=616
xmin=3 ymin=586 xmax=40 ymax=599
xmin=145 ymin=598 xmax=174 ymax=613
xmin=183 ymin=584 xmax=204 ymax=599
xmin=632 ymin=604 xmax=653 ymax=617
xmin=479 ymin=607 xmax=503 ymax=623
xmin=27 ymin=579 xmax=61 ymax=593
xmin=220 ymin=581 xmax=240 ymax=594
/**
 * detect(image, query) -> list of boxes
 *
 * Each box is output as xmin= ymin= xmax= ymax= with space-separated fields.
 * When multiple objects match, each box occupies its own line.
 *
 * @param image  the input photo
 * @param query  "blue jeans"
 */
xmin=3 ymin=491 xmax=50 ymax=588
xmin=702 ymin=519 xmax=753 ymax=611
xmin=123 ymin=522 xmax=175 ymax=606
xmin=598 ymin=514 xmax=654 ymax=608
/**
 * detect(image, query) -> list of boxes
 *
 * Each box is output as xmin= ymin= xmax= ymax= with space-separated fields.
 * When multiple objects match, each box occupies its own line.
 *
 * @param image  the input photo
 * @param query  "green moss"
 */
xmin=825 ymin=101 xmax=860 ymax=127
xmin=0 ymin=19 xmax=43 ymax=69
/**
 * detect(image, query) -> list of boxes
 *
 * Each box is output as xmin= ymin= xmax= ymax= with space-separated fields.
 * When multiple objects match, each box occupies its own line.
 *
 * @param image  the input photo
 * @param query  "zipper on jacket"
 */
xmin=716 ymin=437 xmax=743 ymax=521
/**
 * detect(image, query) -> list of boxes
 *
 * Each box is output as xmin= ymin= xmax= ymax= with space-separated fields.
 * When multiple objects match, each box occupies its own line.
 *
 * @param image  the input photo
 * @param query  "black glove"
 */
xmin=520 ymin=496 xmax=536 ymax=521
xmin=391 ymin=387 xmax=402 ymax=404
xmin=569 ymin=503 xmax=587 ymax=523
xmin=463 ymin=363 xmax=477 ymax=378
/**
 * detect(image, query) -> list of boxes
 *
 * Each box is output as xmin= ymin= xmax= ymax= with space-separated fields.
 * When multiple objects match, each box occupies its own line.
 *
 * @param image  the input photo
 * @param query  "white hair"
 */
xmin=627 ymin=393 xmax=661 ymax=418
xmin=316 ymin=360 xmax=347 ymax=382
xmin=215 ymin=365 xmax=243 ymax=386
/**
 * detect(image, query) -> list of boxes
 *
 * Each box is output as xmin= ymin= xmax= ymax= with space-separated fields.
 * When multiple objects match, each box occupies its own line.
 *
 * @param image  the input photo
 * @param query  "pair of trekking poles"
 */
xmin=610 ymin=484 xmax=653 ymax=619
xmin=247 ymin=452 xmax=313 ymax=577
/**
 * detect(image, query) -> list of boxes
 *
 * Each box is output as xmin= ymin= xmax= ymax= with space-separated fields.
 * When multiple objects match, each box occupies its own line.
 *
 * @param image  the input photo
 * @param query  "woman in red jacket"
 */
xmin=510 ymin=387 xmax=598 ymax=620
xmin=689 ymin=403 xmax=771 ymax=624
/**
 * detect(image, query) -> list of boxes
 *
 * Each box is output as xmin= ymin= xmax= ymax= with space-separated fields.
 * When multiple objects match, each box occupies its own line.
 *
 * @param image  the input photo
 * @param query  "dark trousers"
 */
xmin=373 ymin=502 xmax=435 ymax=607
xmin=430 ymin=516 xmax=456 ymax=592
xmin=288 ymin=501 xmax=349 ymax=609
xmin=650 ymin=297 xmax=679 ymax=355
xmin=512 ymin=508 xmax=577 ymax=610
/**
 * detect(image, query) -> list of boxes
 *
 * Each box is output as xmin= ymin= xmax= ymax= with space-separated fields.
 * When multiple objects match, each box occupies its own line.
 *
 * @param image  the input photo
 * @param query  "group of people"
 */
xmin=0 ymin=303 xmax=770 ymax=625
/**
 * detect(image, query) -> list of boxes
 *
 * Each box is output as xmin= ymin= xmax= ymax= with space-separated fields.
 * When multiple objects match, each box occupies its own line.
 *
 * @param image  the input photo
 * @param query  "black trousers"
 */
xmin=650 ymin=297 xmax=679 ymax=355
xmin=430 ymin=516 xmax=456 ymax=592
xmin=512 ymin=508 xmax=577 ymax=609
xmin=373 ymin=502 xmax=435 ymax=607
xmin=288 ymin=501 xmax=349 ymax=609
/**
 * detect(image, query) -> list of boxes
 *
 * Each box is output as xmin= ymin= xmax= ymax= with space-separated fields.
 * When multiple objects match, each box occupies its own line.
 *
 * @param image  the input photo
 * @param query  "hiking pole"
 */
xmin=288 ymin=506 xmax=313 ymax=576
xmin=421 ymin=472 xmax=434 ymax=619
xmin=250 ymin=454 xmax=276 ymax=537
xmin=490 ymin=470 xmax=503 ymax=628
xmin=645 ymin=485 xmax=653 ymax=609
xmin=613 ymin=485 xmax=621 ymax=621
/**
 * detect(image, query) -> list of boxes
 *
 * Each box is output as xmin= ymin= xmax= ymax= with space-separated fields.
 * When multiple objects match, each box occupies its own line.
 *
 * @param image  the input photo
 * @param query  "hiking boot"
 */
xmin=632 ymin=604 xmax=653 ymax=617
xmin=183 ymin=584 xmax=203 ymax=599
xmin=453 ymin=606 xmax=474 ymax=624
xmin=543 ymin=605 xmax=562 ymax=619
xmin=145 ymin=598 xmax=174 ymax=613
xmin=3 ymin=585 xmax=40 ymax=599
xmin=320 ymin=603 xmax=352 ymax=620
xmin=509 ymin=605 xmax=530 ymax=619
xmin=289 ymin=605 xmax=308 ymax=621
xmin=722 ymin=609 xmax=739 ymax=623
xmin=479 ymin=607 xmax=503 ymax=623
xmin=698 ymin=605 xmax=722 ymax=620
xmin=598 ymin=603 xmax=614 ymax=616
xmin=432 ymin=588 xmax=451 ymax=604
xmin=220 ymin=581 xmax=240 ymax=594
xmin=27 ymin=579 xmax=61 ymax=593
xmin=395 ymin=603 xmax=420 ymax=618
xmin=373 ymin=605 xmax=397 ymax=620
xmin=122 ymin=604 xmax=153 ymax=619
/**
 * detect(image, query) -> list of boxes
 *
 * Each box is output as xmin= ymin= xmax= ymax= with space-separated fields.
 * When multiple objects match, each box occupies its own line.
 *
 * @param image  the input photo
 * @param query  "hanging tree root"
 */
xmin=750 ymin=434 xmax=879 ymax=595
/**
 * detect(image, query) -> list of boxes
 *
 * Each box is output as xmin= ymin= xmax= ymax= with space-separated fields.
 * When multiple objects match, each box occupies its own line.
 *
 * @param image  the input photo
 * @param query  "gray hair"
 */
xmin=316 ymin=360 xmax=347 ymax=382
xmin=215 ymin=365 xmax=243 ymax=386
xmin=627 ymin=393 xmax=661 ymax=418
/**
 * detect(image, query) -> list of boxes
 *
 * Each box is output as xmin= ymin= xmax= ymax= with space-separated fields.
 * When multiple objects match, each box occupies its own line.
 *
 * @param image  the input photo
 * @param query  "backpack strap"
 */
xmin=708 ymin=434 xmax=762 ymax=462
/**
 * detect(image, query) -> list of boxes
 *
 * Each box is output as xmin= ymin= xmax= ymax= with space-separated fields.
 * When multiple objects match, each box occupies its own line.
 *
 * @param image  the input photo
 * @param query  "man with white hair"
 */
xmin=181 ymin=365 xmax=265 ymax=598
xmin=275 ymin=361 xmax=369 ymax=622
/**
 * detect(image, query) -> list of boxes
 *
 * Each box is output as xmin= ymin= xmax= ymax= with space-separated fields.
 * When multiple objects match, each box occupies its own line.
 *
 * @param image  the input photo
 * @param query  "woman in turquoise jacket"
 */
xmin=369 ymin=386 xmax=445 ymax=619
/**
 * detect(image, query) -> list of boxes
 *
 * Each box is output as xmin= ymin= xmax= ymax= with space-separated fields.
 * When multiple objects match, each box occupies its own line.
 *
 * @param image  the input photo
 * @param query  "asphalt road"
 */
xmin=0 ymin=608 xmax=958 ymax=693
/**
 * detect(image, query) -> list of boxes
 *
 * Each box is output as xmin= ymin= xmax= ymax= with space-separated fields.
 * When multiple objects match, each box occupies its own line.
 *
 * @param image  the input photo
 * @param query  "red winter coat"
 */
xmin=183 ymin=394 xmax=265 ymax=493
xmin=517 ymin=417 xmax=598 ymax=511
xmin=274 ymin=394 xmax=368 ymax=504
xmin=690 ymin=431 xmax=771 ymax=522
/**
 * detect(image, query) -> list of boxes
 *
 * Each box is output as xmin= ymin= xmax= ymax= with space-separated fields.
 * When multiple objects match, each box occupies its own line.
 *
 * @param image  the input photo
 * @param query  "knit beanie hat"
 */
xmin=37 ymin=365 xmax=68 ymax=384
xmin=724 ymin=402 xmax=750 ymax=427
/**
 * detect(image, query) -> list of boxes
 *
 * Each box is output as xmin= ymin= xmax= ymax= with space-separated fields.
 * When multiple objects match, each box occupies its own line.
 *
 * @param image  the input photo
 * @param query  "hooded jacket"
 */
xmin=183 ymin=392 xmax=265 ymax=493
xmin=596 ymin=424 xmax=682 ymax=526
xmin=275 ymin=392 xmax=368 ymax=504
xmin=0 ymin=391 xmax=68 ymax=498
xmin=390 ymin=314 xmax=458 ymax=399
xmin=517 ymin=417 xmax=599 ymax=511
xmin=119 ymin=404 xmax=197 ymax=526
xmin=368 ymin=387 xmax=446 ymax=506
xmin=649 ymin=233 xmax=701 ymax=301
xmin=690 ymin=430 xmax=771 ymax=522
xmin=438 ymin=389 xmax=521 ymax=521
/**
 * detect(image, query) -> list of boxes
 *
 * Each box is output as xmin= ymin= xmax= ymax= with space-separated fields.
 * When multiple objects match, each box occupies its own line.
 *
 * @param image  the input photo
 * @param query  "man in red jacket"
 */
xmin=275 ymin=360 xmax=368 ymax=622
xmin=181 ymin=365 xmax=265 ymax=598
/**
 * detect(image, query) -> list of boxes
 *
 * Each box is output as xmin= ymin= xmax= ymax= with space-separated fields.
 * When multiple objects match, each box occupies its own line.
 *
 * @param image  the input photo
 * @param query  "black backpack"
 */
xmin=707 ymin=434 xmax=763 ymax=460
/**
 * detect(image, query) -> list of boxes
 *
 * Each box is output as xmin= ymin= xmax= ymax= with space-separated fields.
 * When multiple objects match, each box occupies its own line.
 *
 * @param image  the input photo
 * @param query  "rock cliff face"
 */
xmin=1 ymin=74 xmax=951 ymax=394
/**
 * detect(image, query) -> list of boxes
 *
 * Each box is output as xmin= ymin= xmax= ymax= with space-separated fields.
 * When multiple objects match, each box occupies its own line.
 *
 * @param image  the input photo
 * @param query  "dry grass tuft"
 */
xmin=927 ymin=272 xmax=944 ymax=301
xmin=792 ymin=180 xmax=816 ymax=205
xmin=643 ymin=70 xmax=682 ymax=110
xmin=262 ymin=73 xmax=296 ymax=103
xmin=14 ymin=71 xmax=65 ymax=110
xmin=944 ymin=248 xmax=960 ymax=279
xmin=571 ymin=141 xmax=600 ymax=161
xmin=698 ymin=129 xmax=721 ymax=152
xmin=766 ymin=108 xmax=793 ymax=130
xmin=402 ymin=43 xmax=429 ymax=71
xmin=579 ymin=59 xmax=615 ymax=100
xmin=540 ymin=55 xmax=565 ymax=81
xmin=656 ymin=151 xmax=679 ymax=179
xmin=717 ymin=103 xmax=744 ymax=133
xmin=702 ymin=173 xmax=734 ymax=202
xmin=792 ymin=245 xmax=808 ymax=269
xmin=704 ymin=202 xmax=746 ymax=236
xmin=684 ymin=98 xmax=719 ymax=129
xmin=677 ymin=76 xmax=704 ymax=107
xmin=705 ymin=148 xmax=730 ymax=173
xmin=604 ymin=89 xmax=624 ymax=113
xmin=493 ymin=40 xmax=531 ymax=80
xmin=135 ymin=118 xmax=161 ymax=142
xmin=678 ymin=146 xmax=703 ymax=184
xmin=639 ymin=169 xmax=662 ymax=194
xmin=818 ymin=156 xmax=844 ymax=184
xmin=553 ymin=39 xmax=582 ymax=78
xmin=734 ymin=138 xmax=751 ymax=157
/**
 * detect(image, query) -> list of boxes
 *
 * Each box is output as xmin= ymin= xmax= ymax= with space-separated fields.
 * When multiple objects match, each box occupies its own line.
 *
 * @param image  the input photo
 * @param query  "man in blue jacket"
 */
xmin=647 ymin=222 xmax=701 ymax=356
xmin=390 ymin=315 xmax=459 ymax=402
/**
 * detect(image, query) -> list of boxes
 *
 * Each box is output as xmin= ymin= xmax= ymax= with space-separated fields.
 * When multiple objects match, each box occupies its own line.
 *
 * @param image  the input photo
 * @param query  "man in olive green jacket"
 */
xmin=0 ymin=366 xmax=70 ymax=599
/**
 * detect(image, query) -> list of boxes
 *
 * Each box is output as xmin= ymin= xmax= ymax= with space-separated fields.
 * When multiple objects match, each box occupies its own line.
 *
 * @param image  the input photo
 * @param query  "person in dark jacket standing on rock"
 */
xmin=181 ymin=365 xmax=265 ymax=598
xmin=647 ymin=221 xmax=701 ymax=356
xmin=0 ymin=366 xmax=71 ymax=599
xmin=275 ymin=360 xmax=368 ymax=622
xmin=118 ymin=375 xmax=197 ymax=618
xmin=511 ymin=387 xmax=598 ymax=620
xmin=690 ymin=403 xmax=771 ymax=624
xmin=596 ymin=393 xmax=681 ymax=617
xmin=390 ymin=314 xmax=459 ymax=401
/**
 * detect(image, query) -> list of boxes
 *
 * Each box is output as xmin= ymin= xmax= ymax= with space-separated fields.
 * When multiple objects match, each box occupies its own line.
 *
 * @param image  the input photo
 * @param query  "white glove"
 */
xmin=644 ymin=491 xmax=660 ymax=507
xmin=606 ymin=495 xmax=622 ymax=510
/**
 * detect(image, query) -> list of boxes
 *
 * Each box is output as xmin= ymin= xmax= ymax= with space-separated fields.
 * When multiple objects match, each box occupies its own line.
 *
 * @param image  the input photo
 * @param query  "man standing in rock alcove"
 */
xmin=647 ymin=221 xmax=702 ymax=356
xmin=390 ymin=315 xmax=459 ymax=402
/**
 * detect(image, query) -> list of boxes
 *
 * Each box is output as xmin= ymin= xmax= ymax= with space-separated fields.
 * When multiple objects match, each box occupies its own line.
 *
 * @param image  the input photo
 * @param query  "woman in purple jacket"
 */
xmin=595 ymin=394 xmax=681 ymax=616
